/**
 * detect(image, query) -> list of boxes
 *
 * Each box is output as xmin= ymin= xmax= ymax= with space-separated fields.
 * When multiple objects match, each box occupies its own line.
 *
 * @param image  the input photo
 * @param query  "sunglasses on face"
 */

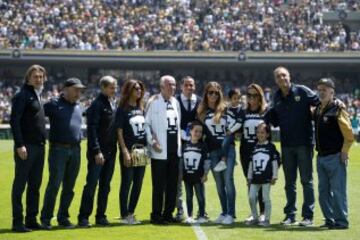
xmin=246 ymin=93 xmax=259 ymax=99
xmin=133 ymin=86 xmax=142 ymax=91
xmin=207 ymin=90 xmax=219 ymax=96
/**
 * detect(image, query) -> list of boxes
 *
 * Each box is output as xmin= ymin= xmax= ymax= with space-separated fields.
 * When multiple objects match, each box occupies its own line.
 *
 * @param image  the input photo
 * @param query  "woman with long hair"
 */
xmin=197 ymin=81 xmax=237 ymax=225
xmin=116 ymin=79 xmax=146 ymax=224
xmin=240 ymin=83 xmax=270 ymax=223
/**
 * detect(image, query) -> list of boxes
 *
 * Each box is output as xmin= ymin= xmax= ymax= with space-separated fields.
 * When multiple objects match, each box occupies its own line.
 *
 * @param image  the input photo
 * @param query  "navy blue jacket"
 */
xmin=86 ymin=93 xmax=117 ymax=155
xmin=10 ymin=84 xmax=46 ymax=147
xmin=44 ymin=95 xmax=83 ymax=144
xmin=270 ymin=84 xmax=318 ymax=147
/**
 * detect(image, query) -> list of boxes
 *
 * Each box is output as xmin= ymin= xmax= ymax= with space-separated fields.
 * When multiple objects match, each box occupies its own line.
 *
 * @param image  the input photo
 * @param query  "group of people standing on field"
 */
xmin=10 ymin=64 xmax=353 ymax=233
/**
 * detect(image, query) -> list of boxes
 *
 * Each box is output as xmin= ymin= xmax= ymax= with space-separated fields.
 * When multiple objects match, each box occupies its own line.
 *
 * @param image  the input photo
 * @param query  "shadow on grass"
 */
xmin=179 ymin=221 xmax=330 ymax=232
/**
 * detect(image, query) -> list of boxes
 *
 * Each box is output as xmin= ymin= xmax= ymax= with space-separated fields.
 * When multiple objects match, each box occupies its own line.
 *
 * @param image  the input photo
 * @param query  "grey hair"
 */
xmin=99 ymin=75 xmax=117 ymax=88
xmin=160 ymin=75 xmax=176 ymax=87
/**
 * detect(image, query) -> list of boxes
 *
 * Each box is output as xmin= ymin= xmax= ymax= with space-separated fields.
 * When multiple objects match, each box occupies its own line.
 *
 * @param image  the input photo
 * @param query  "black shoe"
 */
xmin=175 ymin=213 xmax=184 ymax=222
xmin=163 ymin=216 xmax=180 ymax=224
xmin=319 ymin=220 xmax=335 ymax=229
xmin=58 ymin=219 xmax=75 ymax=229
xmin=12 ymin=225 xmax=32 ymax=233
xmin=329 ymin=224 xmax=349 ymax=230
xmin=96 ymin=218 xmax=110 ymax=226
xmin=150 ymin=218 xmax=167 ymax=225
xmin=78 ymin=219 xmax=92 ymax=228
xmin=40 ymin=221 xmax=52 ymax=230
xmin=25 ymin=221 xmax=44 ymax=230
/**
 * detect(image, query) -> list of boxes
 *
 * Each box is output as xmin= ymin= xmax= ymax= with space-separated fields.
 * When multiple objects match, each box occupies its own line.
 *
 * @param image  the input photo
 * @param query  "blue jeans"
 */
xmin=221 ymin=134 xmax=234 ymax=159
xmin=210 ymin=147 xmax=236 ymax=217
xmin=41 ymin=144 xmax=81 ymax=223
xmin=184 ymin=181 xmax=205 ymax=217
xmin=282 ymin=146 xmax=314 ymax=220
xmin=317 ymin=152 xmax=348 ymax=227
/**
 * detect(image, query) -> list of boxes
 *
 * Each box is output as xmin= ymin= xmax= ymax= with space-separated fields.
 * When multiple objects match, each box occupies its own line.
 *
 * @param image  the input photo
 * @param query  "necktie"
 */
xmin=187 ymin=99 xmax=192 ymax=111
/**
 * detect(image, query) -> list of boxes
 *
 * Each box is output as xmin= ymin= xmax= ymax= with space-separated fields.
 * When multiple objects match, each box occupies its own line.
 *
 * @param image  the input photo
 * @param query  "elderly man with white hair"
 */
xmin=145 ymin=75 xmax=182 ymax=224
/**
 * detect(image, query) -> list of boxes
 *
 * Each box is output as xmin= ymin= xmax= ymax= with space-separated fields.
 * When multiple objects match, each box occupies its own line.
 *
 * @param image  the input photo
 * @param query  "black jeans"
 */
xmin=184 ymin=181 xmax=205 ymax=217
xmin=119 ymin=160 xmax=146 ymax=218
xmin=150 ymin=153 xmax=179 ymax=220
xmin=12 ymin=144 xmax=45 ymax=226
xmin=78 ymin=150 xmax=116 ymax=221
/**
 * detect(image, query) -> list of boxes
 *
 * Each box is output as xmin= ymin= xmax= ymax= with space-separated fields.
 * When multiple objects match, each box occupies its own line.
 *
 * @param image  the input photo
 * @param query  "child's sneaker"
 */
xmin=258 ymin=220 xmax=270 ymax=227
xmin=214 ymin=161 xmax=227 ymax=172
xmin=245 ymin=216 xmax=258 ymax=225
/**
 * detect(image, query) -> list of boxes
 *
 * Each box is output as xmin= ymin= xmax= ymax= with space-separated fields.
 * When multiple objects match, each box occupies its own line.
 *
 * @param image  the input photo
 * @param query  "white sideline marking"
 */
xmin=191 ymin=223 xmax=208 ymax=240
xmin=182 ymin=202 xmax=208 ymax=240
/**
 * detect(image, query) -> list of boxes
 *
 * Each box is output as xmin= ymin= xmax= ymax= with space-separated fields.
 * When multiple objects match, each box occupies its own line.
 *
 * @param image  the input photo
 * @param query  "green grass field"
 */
xmin=0 ymin=140 xmax=359 ymax=240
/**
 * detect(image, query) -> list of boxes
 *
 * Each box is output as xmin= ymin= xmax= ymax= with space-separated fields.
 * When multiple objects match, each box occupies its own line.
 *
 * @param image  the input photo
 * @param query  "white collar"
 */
xmin=180 ymin=93 xmax=196 ymax=102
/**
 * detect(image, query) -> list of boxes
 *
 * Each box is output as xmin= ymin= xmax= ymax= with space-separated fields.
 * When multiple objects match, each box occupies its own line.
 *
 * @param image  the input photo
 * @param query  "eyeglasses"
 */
xmin=207 ymin=91 xmax=219 ymax=96
xmin=246 ymin=93 xmax=259 ymax=99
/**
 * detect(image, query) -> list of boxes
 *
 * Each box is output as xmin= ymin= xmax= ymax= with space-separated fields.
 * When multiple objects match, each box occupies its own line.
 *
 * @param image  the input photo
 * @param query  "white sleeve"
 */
xmin=272 ymin=160 xmax=279 ymax=179
xmin=145 ymin=100 xmax=154 ymax=146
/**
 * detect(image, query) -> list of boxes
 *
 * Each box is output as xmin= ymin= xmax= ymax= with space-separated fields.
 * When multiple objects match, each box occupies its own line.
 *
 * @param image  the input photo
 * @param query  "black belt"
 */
xmin=51 ymin=142 xmax=80 ymax=148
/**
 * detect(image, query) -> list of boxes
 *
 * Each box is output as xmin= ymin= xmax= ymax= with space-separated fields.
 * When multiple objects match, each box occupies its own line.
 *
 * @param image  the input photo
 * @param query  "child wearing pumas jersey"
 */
xmin=182 ymin=121 xmax=211 ymax=224
xmin=246 ymin=122 xmax=280 ymax=227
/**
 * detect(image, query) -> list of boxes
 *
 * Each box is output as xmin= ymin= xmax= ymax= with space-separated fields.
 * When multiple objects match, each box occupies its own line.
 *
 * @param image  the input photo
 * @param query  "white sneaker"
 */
xmin=214 ymin=214 xmax=226 ymax=224
xmin=259 ymin=214 xmax=266 ymax=222
xmin=214 ymin=161 xmax=227 ymax=172
xmin=221 ymin=215 xmax=234 ymax=225
xmin=196 ymin=216 xmax=209 ymax=224
xmin=299 ymin=218 xmax=313 ymax=227
xmin=244 ymin=214 xmax=254 ymax=222
xmin=185 ymin=217 xmax=196 ymax=224
xmin=125 ymin=214 xmax=141 ymax=225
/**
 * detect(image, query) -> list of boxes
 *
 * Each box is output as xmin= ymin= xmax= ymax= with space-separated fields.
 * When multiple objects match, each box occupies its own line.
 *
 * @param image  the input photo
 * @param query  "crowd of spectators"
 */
xmin=0 ymin=0 xmax=359 ymax=52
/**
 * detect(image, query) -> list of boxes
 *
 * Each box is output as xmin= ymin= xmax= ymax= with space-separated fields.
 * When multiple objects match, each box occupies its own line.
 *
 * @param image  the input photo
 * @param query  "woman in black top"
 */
xmin=197 ymin=81 xmax=236 ymax=225
xmin=240 ymin=84 xmax=270 ymax=221
xmin=116 ymin=79 xmax=146 ymax=225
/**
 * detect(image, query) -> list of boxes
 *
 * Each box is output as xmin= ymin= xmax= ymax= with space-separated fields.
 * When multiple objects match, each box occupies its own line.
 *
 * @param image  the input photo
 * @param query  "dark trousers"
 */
xmin=151 ymin=153 xmax=179 ymax=220
xmin=41 ymin=144 xmax=81 ymax=223
xmin=12 ymin=144 xmax=45 ymax=226
xmin=184 ymin=181 xmax=205 ymax=217
xmin=78 ymin=150 xmax=116 ymax=221
xmin=282 ymin=146 xmax=314 ymax=219
xmin=120 ymin=161 xmax=146 ymax=218
xmin=240 ymin=145 xmax=264 ymax=214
